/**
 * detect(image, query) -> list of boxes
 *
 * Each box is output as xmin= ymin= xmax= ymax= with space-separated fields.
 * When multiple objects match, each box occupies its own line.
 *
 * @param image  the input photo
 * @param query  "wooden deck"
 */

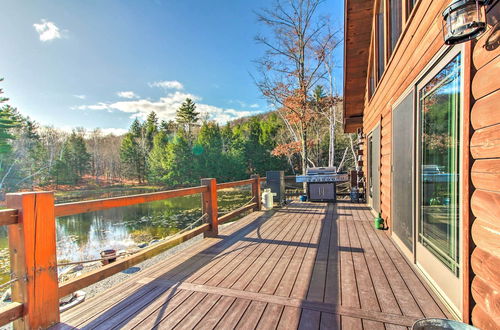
xmin=54 ymin=202 xmax=451 ymax=329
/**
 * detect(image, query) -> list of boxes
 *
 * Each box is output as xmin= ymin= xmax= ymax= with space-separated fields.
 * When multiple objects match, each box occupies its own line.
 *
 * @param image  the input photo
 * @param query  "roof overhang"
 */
xmin=343 ymin=0 xmax=374 ymax=133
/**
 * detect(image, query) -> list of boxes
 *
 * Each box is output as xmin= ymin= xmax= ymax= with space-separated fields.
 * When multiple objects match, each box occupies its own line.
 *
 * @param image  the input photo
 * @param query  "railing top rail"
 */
xmin=0 ymin=302 xmax=23 ymax=327
xmin=54 ymin=185 xmax=209 ymax=217
xmin=216 ymin=178 xmax=255 ymax=190
xmin=0 ymin=209 xmax=18 ymax=226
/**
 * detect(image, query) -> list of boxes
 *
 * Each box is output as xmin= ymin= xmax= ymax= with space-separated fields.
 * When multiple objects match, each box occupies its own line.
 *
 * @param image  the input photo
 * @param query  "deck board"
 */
xmin=55 ymin=202 xmax=453 ymax=329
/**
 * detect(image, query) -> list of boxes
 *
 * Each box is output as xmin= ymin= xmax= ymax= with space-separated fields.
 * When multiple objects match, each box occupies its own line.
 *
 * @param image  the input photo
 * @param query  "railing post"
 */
xmin=251 ymin=174 xmax=262 ymax=211
xmin=201 ymin=178 xmax=218 ymax=237
xmin=6 ymin=192 xmax=59 ymax=329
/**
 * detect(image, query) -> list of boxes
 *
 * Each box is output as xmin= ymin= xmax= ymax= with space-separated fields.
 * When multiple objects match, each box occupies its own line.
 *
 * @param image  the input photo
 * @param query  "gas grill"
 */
xmin=296 ymin=167 xmax=349 ymax=202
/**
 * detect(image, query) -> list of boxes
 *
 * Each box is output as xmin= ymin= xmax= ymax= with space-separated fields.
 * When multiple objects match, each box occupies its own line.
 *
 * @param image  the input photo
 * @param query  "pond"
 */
xmin=0 ymin=186 xmax=252 ymax=292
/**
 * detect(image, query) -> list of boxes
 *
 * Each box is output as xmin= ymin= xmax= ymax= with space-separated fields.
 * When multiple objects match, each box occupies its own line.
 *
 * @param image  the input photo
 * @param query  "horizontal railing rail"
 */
xmin=219 ymin=202 xmax=257 ymax=224
xmin=0 ymin=174 xmax=262 ymax=329
xmin=0 ymin=303 xmax=23 ymax=327
xmin=0 ymin=209 xmax=18 ymax=226
xmin=54 ymin=185 xmax=208 ymax=217
xmin=216 ymin=178 xmax=254 ymax=190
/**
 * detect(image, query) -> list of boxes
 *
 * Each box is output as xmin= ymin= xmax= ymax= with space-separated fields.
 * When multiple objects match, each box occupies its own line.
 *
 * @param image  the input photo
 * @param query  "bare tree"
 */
xmin=255 ymin=0 xmax=341 ymax=181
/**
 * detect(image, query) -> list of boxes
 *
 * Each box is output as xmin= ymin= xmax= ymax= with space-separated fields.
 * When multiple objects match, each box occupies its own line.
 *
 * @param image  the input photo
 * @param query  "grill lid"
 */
xmin=306 ymin=167 xmax=337 ymax=175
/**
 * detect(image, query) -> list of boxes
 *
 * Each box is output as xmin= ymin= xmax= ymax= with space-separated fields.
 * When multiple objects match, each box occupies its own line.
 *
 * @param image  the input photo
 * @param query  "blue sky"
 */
xmin=0 ymin=0 xmax=344 ymax=135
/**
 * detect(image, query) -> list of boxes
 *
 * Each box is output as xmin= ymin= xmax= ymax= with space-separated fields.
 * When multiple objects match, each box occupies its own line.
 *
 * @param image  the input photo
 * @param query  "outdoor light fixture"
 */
xmin=442 ymin=0 xmax=490 ymax=45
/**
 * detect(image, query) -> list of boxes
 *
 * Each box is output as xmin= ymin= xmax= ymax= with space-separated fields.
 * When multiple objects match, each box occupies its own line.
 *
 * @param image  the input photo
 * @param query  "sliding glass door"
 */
xmin=416 ymin=48 xmax=462 ymax=315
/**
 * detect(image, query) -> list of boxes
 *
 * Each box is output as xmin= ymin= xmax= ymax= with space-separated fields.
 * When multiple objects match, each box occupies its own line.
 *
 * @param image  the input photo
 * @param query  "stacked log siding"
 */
xmin=470 ymin=6 xmax=500 ymax=328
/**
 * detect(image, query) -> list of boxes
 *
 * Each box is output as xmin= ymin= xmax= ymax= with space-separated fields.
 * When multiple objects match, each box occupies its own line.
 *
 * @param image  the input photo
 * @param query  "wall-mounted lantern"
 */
xmin=442 ymin=0 xmax=490 ymax=45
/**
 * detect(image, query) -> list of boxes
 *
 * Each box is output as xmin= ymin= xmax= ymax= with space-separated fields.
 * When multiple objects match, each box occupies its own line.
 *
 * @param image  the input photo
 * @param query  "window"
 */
xmin=389 ymin=0 xmax=402 ymax=55
xmin=369 ymin=72 xmax=375 ymax=99
xmin=369 ymin=55 xmax=375 ymax=98
xmin=377 ymin=0 xmax=385 ymax=80
xmin=407 ymin=0 xmax=418 ymax=15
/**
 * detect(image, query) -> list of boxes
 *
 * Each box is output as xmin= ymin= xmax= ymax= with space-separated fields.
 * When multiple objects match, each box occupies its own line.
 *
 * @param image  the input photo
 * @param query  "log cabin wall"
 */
xmin=346 ymin=0 xmax=499 ymax=324
xmin=361 ymin=0 xmax=452 ymax=229
xmin=470 ymin=3 xmax=500 ymax=329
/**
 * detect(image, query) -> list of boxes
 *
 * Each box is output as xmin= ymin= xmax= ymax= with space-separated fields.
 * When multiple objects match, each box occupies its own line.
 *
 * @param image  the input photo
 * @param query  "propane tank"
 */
xmin=262 ymin=189 xmax=274 ymax=209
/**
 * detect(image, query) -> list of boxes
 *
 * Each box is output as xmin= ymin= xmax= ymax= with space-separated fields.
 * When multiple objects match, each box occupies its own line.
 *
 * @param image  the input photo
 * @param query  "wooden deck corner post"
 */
xmin=6 ymin=192 xmax=60 ymax=329
xmin=201 ymin=178 xmax=218 ymax=237
xmin=251 ymin=174 xmax=262 ymax=211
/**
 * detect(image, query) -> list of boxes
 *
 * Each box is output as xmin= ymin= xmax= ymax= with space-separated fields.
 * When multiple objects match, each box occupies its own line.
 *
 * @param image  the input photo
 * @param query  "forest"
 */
xmin=0 ymin=82 xmax=355 ymax=195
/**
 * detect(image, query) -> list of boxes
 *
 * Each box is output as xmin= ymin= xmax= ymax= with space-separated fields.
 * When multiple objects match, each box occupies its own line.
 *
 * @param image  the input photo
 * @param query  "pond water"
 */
xmin=0 ymin=187 xmax=252 ymax=290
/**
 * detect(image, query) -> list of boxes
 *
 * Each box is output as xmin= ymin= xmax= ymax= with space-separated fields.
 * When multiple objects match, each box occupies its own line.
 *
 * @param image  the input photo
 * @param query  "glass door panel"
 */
xmin=416 ymin=50 xmax=462 ymax=316
xmin=419 ymin=54 xmax=461 ymax=274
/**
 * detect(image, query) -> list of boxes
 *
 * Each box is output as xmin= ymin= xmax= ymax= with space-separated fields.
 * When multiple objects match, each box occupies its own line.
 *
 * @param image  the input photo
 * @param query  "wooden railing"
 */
xmin=0 ymin=175 xmax=263 ymax=329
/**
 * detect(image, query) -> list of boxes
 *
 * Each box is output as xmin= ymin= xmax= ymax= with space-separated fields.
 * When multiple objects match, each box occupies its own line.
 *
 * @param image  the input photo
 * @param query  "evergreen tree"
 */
xmin=195 ymin=122 xmax=224 ymax=179
xmin=120 ymin=133 xmax=146 ymax=183
xmin=0 ymin=79 xmax=20 ymax=156
xmin=239 ymin=116 xmax=287 ymax=176
xmin=130 ymin=118 xmax=142 ymax=137
xmin=160 ymin=120 xmax=177 ymax=136
xmin=176 ymin=98 xmax=199 ymax=140
xmin=52 ymin=131 xmax=91 ymax=184
xmin=164 ymin=131 xmax=198 ymax=186
xmin=120 ymin=119 xmax=149 ymax=183
xmin=145 ymin=111 xmax=159 ymax=151
xmin=148 ymin=131 xmax=169 ymax=183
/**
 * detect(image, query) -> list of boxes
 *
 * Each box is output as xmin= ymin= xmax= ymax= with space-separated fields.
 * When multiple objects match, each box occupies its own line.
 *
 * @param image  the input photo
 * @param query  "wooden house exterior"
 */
xmin=344 ymin=0 xmax=500 ymax=328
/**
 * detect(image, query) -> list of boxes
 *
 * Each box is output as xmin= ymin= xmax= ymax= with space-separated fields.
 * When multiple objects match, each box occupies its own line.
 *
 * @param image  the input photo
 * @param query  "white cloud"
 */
xmin=116 ymin=91 xmax=139 ymax=99
xmin=33 ymin=19 xmax=62 ymax=42
xmin=71 ymin=102 xmax=109 ymax=111
xmin=249 ymin=103 xmax=260 ymax=109
xmin=148 ymin=80 xmax=184 ymax=90
xmin=73 ymin=91 xmax=259 ymax=124
xmin=73 ymin=94 xmax=86 ymax=100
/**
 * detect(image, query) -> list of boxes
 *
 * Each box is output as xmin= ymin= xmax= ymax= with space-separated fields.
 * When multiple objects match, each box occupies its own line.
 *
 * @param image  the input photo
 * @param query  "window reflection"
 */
xmin=390 ymin=0 xmax=402 ymax=54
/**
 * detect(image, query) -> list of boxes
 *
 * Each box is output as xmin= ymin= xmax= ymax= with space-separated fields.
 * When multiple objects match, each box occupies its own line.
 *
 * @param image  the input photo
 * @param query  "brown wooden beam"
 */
xmin=0 ymin=303 xmax=23 ymax=328
xmin=251 ymin=174 xmax=262 ymax=211
xmin=0 ymin=209 xmax=18 ymax=226
xmin=216 ymin=179 xmax=254 ymax=190
xmin=201 ymin=178 xmax=218 ymax=238
xmin=54 ymin=186 xmax=208 ymax=217
xmin=219 ymin=203 xmax=258 ymax=224
xmin=7 ymin=192 xmax=59 ymax=329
